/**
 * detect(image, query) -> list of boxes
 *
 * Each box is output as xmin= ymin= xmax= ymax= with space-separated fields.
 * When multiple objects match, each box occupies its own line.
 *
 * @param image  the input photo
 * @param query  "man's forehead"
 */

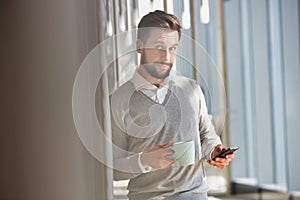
xmin=144 ymin=28 xmax=179 ymax=44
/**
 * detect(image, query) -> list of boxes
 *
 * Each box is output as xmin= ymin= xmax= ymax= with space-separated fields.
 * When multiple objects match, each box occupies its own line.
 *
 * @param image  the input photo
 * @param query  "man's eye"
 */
xmin=170 ymin=47 xmax=177 ymax=52
xmin=155 ymin=45 xmax=164 ymax=50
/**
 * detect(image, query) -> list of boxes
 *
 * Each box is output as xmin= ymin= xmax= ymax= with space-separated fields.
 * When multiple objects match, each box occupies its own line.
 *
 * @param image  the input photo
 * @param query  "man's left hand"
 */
xmin=207 ymin=144 xmax=235 ymax=169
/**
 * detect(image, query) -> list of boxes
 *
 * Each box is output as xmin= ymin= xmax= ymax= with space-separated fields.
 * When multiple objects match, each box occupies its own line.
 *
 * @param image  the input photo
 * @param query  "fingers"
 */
xmin=226 ymin=154 xmax=235 ymax=159
xmin=162 ymin=149 xmax=176 ymax=161
xmin=146 ymin=141 xmax=174 ymax=152
xmin=157 ymin=159 xmax=176 ymax=169
xmin=158 ymin=141 xmax=174 ymax=148
xmin=207 ymin=156 xmax=233 ymax=169
xmin=153 ymin=149 xmax=176 ymax=169
xmin=141 ymin=145 xmax=176 ymax=170
xmin=207 ymin=160 xmax=229 ymax=169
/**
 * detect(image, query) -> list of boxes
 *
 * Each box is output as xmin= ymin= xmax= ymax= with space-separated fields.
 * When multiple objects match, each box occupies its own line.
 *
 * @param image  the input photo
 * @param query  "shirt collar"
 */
xmin=130 ymin=67 xmax=173 ymax=91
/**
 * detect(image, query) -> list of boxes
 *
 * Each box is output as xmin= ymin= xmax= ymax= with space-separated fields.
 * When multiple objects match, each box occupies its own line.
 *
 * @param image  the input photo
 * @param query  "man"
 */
xmin=110 ymin=10 xmax=235 ymax=200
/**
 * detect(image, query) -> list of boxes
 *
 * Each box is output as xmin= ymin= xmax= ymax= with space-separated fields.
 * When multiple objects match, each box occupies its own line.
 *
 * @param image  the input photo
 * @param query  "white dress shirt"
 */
xmin=130 ymin=69 xmax=171 ymax=104
xmin=130 ymin=69 xmax=172 ymax=172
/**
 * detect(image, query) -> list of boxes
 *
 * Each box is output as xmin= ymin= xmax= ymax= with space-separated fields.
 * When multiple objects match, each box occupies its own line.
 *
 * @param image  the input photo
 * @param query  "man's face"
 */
xmin=138 ymin=29 xmax=179 ymax=79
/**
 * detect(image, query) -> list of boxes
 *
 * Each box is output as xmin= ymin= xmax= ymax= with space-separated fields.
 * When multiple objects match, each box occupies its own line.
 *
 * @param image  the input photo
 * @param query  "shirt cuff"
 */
xmin=209 ymin=147 xmax=215 ymax=160
xmin=138 ymin=152 xmax=152 ymax=173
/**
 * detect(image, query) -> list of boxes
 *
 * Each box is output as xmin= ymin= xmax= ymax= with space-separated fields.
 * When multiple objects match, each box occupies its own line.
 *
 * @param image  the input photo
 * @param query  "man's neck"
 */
xmin=138 ymin=66 xmax=166 ymax=88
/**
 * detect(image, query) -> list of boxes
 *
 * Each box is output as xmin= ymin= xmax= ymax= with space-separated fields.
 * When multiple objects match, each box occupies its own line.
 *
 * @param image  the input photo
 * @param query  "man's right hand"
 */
xmin=140 ymin=141 xmax=176 ymax=170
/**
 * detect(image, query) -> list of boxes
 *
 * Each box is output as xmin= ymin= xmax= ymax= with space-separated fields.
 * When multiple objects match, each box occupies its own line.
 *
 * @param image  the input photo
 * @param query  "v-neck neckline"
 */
xmin=136 ymin=81 xmax=174 ymax=106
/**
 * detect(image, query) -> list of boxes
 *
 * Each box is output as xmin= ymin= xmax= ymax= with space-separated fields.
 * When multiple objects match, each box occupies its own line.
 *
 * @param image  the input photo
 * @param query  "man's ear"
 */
xmin=136 ymin=39 xmax=144 ymax=54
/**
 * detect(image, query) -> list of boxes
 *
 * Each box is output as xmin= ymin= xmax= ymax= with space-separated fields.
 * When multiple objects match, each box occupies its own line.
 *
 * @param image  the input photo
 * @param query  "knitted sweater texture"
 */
xmin=110 ymin=75 xmax=221 ymax=200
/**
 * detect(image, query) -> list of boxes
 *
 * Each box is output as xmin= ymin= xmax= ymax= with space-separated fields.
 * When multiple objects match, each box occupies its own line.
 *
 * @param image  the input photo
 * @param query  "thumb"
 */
xmin=158 ymin=141 xmax=174 ymax=148
xmin=212 ymin=144 xmax=223 ymax=158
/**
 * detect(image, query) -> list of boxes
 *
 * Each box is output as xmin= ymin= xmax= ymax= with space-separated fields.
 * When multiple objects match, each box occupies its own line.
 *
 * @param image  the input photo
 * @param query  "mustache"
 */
xmin=154 ymin=62 xmax=173 ymax=68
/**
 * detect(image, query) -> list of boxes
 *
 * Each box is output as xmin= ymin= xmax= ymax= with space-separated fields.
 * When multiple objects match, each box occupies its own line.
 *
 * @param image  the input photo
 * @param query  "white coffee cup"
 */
xmin=170 ymin=140 xmax=195 ymax=166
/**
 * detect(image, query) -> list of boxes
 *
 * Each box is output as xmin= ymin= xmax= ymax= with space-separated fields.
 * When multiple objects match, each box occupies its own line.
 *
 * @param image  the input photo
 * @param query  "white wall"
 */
xmin=0 ymin=0 xmax=112 ymax=199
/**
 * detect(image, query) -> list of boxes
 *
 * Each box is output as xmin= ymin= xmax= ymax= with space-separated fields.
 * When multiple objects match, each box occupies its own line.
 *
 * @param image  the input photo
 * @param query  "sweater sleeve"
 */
xmin=197 ymin=85 xmax=222 ymax=160
xmin=110 ymin=106 xmax=146 ymax=181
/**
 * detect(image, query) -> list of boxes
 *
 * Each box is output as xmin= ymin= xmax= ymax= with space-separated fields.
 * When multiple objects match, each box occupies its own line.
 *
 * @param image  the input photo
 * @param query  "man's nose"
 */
xmin=160 ymin=49 xmax=172 ymax=62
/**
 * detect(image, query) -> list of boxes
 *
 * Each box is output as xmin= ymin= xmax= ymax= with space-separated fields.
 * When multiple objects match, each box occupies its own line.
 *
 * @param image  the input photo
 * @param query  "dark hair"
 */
xmin=137 ymin=10 xmax=181 ymax=42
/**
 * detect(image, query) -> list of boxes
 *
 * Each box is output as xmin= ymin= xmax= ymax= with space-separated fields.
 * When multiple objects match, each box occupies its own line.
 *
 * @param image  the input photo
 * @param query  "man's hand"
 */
xmin=207 ymin=144 xmax=235 ymax=169
xmin=140 ymin=141 xmax=176 ymax=170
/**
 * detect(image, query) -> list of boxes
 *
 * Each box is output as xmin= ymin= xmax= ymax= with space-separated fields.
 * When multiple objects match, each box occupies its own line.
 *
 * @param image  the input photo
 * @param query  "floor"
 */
xmin=115 ymin=193 xmax=293 ymax=200
xmin=115 ymin=193 xmax=292 ymax=200
xmin=210 ymin=192 xmax=290 ymax=200
xmin=114 ymin=180 xmax=297 ymax=200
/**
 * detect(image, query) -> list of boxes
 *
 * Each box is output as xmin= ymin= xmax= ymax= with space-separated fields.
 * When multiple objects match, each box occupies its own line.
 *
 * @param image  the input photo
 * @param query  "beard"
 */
xmin=141 ymin=53 xmax=173 ymax=79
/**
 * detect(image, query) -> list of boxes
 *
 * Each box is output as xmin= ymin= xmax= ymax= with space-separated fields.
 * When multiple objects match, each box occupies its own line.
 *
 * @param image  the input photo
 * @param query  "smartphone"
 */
xmin=213 ymin=147 xmax=239 ymax=160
